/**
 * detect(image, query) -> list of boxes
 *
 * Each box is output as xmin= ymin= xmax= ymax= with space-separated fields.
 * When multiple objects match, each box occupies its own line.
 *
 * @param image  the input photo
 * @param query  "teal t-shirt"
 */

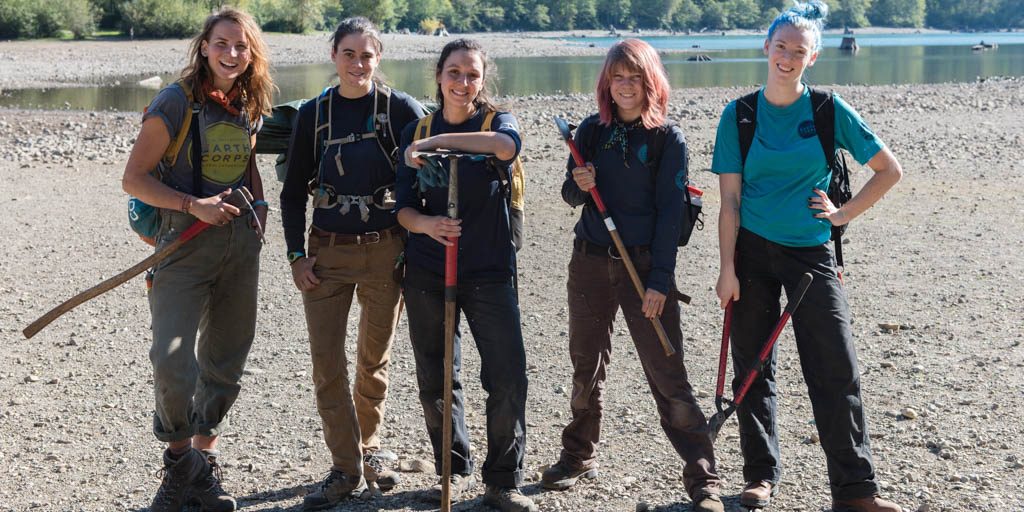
xmin=711 ymin=87 xmax=884 ymax=247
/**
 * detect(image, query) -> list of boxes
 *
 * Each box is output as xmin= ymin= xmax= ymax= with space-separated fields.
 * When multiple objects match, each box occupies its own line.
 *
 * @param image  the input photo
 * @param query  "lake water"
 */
xmin=2 ymin=32 xmax=1021 ymax=111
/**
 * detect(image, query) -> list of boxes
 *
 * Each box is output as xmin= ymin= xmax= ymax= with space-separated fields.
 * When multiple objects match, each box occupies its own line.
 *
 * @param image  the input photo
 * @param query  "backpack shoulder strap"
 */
xmin=414 ymin=113 xmax=433 ymax=141
xmin=161 ymin=80 xmax=200 ymax=168
xmin=582 ymin=114 xmax=602 ymax=162
xmin=310 ymin=86 xmax=333 ymax=189
xmin=481 ymin=110 xmax=505 ymax=180
xmin=372 ymin=84 xmax=399 ymax=170
xmin=646 ymin=123 xmax=674 ymax=180
xmin=735 ymin=90 xmax=759 ymax=167
xmin=809 ymin=87 xmax=837 ymax=168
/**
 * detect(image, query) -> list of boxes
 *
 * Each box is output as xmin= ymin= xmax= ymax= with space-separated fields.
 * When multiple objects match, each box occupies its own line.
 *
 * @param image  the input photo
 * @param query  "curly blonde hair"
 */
xmin=180 ymin=7 xmax=274 ymax=123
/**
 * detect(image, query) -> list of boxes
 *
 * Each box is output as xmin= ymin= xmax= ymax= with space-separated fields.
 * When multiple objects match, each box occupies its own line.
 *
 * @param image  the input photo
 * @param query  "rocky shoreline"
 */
xmin=0 ymin=33 xmax=1022 ymax=512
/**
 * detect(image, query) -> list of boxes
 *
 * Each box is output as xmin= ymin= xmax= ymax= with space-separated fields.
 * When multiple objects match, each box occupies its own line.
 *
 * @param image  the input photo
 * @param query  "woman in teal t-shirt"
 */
xmin=710 ymin=2 xmax=903 ymax=511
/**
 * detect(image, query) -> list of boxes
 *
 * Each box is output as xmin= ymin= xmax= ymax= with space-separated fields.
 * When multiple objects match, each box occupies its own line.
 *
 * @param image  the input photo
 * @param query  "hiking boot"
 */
xmin=832 ymin=495 xmax=903 ymax=512
xmin=303 ymin=470 xmax=369 ymax=511
xmin=363 ymin=449 xmax=401 ymax=492
xmin=186 ymin=449 xmax=237 ymax=512
xmin=427 ymin=473 xmax=477 ymax=503
xmin=740 ymin=480 xmax=776 ymax=508
xmin=692 ymin=492 xmax=725 ymax=512
xmin=482 ymin=485 xmax=538 ymax=512
xmin=540 ymin=460 xmax=598 ymax=490
xmin=150 ymin=448 xmax=211 ymax=512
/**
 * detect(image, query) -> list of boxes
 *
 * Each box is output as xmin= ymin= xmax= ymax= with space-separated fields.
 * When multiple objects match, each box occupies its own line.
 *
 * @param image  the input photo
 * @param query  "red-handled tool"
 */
xmin=707 ymin=272 xmax=814 ymax=442
xmin=554 ymin=116 xmax=674 ymax=357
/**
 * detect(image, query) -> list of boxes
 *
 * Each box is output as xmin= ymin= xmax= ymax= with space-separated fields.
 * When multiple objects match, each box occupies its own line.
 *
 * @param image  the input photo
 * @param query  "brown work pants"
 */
xmin=559 ymin=248 xmax=721 ymax=499
xmin=302 ymin=234 xmax=403 ymax=476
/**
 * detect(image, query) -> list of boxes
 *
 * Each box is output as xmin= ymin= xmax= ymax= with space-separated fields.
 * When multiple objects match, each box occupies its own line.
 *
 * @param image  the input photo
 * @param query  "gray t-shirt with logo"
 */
xmin=143 ymin=82 xmax=262 ymax=197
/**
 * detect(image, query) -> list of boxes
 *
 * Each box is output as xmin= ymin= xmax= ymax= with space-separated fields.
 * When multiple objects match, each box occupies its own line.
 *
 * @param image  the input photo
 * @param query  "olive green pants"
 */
xmin=302 ymin=234 xmax=403 ymax=475
xmin=148 ymin=210 xmax=262 ymax=442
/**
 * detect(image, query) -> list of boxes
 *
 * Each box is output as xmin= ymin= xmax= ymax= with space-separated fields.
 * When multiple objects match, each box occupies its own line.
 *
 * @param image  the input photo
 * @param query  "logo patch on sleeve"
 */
xmin=798 ymin=120 xmax=817 ymax=139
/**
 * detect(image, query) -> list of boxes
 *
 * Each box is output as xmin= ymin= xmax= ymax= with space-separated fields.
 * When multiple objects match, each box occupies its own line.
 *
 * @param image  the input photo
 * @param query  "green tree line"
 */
xmin=1 ymin=0 xmax=1021 ymax=40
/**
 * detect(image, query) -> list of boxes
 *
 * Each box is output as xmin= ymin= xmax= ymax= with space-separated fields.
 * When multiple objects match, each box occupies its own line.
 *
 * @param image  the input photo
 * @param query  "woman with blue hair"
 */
xmin=710 ymin=1 xmax=904 ymax=511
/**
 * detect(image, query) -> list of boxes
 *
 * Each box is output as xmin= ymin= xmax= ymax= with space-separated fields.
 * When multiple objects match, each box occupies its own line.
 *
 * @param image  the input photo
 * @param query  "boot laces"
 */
xmin=152 ymin=466 xmax=187 ymax=505
xmin=319 ymin=469 xmax=348 ymax=491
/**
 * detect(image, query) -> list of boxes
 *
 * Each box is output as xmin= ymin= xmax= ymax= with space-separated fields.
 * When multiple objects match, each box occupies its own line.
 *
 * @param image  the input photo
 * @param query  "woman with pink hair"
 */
xmin=542 ymin=39 xmax=723 ymax=512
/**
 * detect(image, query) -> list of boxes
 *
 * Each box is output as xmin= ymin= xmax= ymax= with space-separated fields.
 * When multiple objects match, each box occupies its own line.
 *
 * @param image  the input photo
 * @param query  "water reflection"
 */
xmin=1 ymin=42 xmax=1021 ymax=111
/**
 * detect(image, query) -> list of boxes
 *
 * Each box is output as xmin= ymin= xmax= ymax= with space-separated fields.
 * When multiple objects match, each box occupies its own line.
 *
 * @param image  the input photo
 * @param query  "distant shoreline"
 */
xmin=1 ymin=28 xmax=1020 ymax=91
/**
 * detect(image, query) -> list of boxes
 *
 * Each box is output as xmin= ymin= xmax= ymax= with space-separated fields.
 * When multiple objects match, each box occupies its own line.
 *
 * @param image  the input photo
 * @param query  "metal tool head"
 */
xmin=706 ymin=405 xmax=735 ymax=443
xmin=554 ymin=116 xmax=574 ymax=142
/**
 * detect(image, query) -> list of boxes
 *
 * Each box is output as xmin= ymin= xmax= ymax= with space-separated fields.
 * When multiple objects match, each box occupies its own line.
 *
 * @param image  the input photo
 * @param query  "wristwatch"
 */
xmin=287 ymin=251 xmax=305 ymax=264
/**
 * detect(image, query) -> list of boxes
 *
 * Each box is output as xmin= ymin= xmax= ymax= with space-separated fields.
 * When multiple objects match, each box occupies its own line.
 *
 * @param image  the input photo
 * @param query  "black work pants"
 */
xmin=732 ymin=228 xmax=878 ymax=501
xmin=403 ymin=263 xmax=528 ymax=488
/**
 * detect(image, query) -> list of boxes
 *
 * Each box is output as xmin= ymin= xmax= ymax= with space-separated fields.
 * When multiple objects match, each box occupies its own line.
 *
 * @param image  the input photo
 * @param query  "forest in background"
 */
xmin=1 ymin=0 xmax=1022 ymax=40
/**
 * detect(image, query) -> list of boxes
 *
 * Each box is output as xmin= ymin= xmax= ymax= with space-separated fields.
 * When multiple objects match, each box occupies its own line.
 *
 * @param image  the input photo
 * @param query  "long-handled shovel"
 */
xmin=707 ymin=272 xmax=814 ymax=442
xmin=23 ymin=187 xmax=259 ymax=339
xmin=411 ymin=149 xmax=493 ymax=512
xmin=553 ymin=116 xmax=674 ymax=357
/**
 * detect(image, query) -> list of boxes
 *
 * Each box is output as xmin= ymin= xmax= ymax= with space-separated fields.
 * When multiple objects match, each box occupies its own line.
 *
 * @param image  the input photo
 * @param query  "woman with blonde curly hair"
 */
xmin=121 ymin=7 xmax=273 ymax=511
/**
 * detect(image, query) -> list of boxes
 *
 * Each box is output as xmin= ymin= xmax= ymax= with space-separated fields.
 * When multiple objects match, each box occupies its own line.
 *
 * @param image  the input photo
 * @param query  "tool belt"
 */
xmin=308 ymin=224 xmax=404 ymax=256
xmin=574 ymin=238 xmax=650 ymax=260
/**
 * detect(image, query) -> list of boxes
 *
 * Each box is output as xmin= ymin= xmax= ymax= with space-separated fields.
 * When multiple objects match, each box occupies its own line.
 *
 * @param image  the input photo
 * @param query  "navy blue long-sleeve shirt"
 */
xmin=280 ymin=85 xmax=425 ymax=254
xmin=562 ymin=114 xmax=688 ymax=294
xmin=394 ymin=110 xmax=522 ymax=282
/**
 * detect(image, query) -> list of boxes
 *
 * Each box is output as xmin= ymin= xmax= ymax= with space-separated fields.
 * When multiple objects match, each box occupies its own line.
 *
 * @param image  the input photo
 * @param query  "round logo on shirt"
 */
xmin=197 ymin=121 xmax=251 ymax=185
xmin=675 ymin=169 xmax=687 ymax=190
xmin=798 ymin=120 xmax=817 ymax=139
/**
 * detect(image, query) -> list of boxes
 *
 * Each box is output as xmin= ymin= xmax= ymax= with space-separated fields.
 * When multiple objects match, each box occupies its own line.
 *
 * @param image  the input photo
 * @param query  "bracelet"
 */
xmin=180 ymin=194 xmax=194 ymax=214
xmin=252 ymin=199 xmax=268 ymax=208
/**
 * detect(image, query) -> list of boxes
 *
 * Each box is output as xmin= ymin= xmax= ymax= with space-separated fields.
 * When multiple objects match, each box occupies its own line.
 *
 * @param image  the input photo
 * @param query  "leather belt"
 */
xmin=573 ymin=238 xmax=650 ymax=260
xmin=310 ymin=224 xmax=403 ymax=247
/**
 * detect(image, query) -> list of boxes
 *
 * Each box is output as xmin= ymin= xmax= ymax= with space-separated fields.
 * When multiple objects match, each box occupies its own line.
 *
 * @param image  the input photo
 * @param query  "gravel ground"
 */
xmin=1 ymin=49 xmax=1022 ymax=512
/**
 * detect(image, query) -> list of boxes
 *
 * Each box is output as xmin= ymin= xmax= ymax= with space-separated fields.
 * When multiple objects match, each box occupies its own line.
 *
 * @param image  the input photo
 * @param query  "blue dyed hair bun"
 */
xmin=767 ymin=0 xmax=830 ymax=51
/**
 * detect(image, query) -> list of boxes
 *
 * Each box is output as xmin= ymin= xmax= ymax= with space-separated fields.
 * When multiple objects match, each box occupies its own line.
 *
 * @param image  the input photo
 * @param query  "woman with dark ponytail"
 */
xmin=279 ymin=16 xmax=426 ymax=510
xmin=394 ymin=39 xmax=536 ymax=512
xmin=711 ymin=1 xmax=903 ymax=510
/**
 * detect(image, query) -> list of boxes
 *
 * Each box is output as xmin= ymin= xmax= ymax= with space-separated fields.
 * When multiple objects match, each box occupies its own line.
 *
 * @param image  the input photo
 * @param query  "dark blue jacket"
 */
xmin=562 ymin=114 xmax=688 ymax=294
xmin=394 ymin=110 xmax=522 ymax=282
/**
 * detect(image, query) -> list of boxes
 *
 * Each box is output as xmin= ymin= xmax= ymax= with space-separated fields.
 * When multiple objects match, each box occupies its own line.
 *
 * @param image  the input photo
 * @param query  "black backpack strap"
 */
xmin=583 ymin=114 xmax=602 ymax=163
xmin=736 ymin=90 xmax=759 ymax=167
xmin=809 ymin=87 xmax=837 ymax=169
xmin=372 ymin=84 xmax=398 ymax=170
xmin=646 ymin=124 xmax=671 ymax=180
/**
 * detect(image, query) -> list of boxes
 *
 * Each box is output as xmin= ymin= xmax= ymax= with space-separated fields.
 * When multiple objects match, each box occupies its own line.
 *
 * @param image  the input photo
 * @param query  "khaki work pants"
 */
xmin=302 ymin=234 xmax=403 ymax=476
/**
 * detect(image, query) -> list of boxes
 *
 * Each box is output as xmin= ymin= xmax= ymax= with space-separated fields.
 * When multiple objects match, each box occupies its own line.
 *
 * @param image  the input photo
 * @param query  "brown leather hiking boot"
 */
xmin=540 ymin=461 xmax=598 ymax=490
xmin=482 ymin=485 xmax=538 ymax=512
xmin=303 ymin=470 xmax=369 ymax=511
xmin=363 ymin=449 xmax=401 ymax=492
xmin=740 ymin=480 xmax=776 ymax=508
xmin=427 ymin=473 xmax=477 ymax=503
xmin=692 ymin=492 xmax=725 ymax=512
xmin=832 ymin=495 xmax=903 ymax=512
